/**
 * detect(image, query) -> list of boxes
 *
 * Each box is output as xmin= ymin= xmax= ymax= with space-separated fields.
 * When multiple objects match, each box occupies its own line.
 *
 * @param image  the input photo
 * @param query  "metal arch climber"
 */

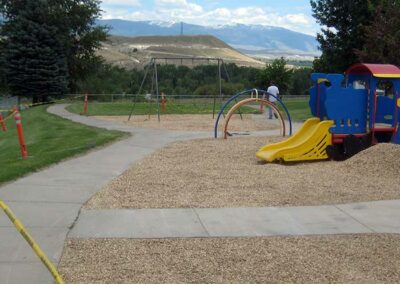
xmin=214 ymin=89 xmax=293 ymax=139
xmin=223 ymin=98 xmax=286 ymax=139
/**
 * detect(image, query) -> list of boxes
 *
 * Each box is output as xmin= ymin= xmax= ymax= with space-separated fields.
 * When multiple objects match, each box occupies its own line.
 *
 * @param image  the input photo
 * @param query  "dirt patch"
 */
xmin=59 ymin=234 xmax=400 ymax=284
xmin=85 ymin=138 xmax=400 ymax=209
xmin=94 ymin=114 xmax=281 ymax=132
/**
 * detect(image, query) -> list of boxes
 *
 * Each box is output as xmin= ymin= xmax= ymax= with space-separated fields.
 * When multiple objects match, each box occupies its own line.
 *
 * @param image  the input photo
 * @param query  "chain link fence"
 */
xmin=0 ymin=95 xmax=18 ymax=115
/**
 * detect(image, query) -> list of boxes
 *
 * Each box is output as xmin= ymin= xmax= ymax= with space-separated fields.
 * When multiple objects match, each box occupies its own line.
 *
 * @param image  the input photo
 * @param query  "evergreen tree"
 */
xmin=356 ymin=1 xmax=400 ymax=66
xmin=310 ymin=0 xmax=376 ymax=72
xmin=1 ymin=0 xmax=68 ymax=102
xmin=0 ymin=0 xmax=107 ymax=92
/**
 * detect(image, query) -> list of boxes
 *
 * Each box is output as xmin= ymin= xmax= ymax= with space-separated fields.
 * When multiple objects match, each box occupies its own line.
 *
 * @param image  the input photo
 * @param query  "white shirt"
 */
xmin=267 ymin=85 xmax=279 ymax=102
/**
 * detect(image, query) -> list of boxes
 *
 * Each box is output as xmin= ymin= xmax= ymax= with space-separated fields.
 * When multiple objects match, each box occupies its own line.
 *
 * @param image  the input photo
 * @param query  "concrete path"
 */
xmin=69 ymin=200 xmax=400 ymax=238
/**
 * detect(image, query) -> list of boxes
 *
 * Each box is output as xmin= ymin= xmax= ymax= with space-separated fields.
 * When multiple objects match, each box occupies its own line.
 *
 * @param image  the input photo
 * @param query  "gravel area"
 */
xmin=59 ymin=234 xmax=400 ymax=284
xmin=94 ymin=114 xmax=281 ymax=132
xmin=86 ymin=138 xmax=400 ymax=209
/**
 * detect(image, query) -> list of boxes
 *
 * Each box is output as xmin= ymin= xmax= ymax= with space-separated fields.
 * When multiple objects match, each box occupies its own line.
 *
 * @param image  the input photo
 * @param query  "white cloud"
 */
xmin=285 ymin=14 xmax=310 ymax=25
xmin=155 ymin=0 xmax=203 ymax=13
xmin=101 ymin=1 xmax=317 ymax=35
xmin=102 ymin=0 xmax=141 ymax=6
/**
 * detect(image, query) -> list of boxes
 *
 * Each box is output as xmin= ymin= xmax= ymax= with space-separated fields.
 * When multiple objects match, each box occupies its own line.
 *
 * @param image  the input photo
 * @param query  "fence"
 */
xmin=0 ymin=95 xmax=18 ymax=113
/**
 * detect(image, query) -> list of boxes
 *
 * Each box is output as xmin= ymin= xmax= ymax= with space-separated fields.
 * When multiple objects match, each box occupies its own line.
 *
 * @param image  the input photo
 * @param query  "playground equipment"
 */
xmin=214 ymin=89 xmax=293 ymax=139
xmin=128 ymin=57 xmax=232 ymax=122
xmin=257 ymin=63 xmax=400 ymax=162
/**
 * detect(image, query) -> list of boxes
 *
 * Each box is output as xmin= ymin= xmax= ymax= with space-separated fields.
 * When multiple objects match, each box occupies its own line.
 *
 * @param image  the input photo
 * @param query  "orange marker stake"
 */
xmin=161 ymin=93 xmax=166 ymax=112
xmin=0 ymin=113 xmax=7 ymax=132
xmin=83 ymin=95 xmax=89 ymax=115
xmin=14 ymin=110 xmax=28 ymax=159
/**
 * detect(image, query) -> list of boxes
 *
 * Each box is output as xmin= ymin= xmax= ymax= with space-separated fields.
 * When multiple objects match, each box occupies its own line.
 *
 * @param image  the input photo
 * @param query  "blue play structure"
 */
xmin=310 ymin=63 xmax=400 ymax=160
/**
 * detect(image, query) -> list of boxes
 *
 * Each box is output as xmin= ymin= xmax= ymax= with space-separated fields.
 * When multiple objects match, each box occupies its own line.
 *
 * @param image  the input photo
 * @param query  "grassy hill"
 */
xmin=99 ymin=35 xmax=265 ymax=69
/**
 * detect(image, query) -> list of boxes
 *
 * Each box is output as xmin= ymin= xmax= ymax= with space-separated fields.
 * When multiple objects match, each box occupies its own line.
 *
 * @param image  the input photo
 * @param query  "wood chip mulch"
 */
xmin=59 ymin=234 xmax=400 ymax=284
xmin=85 ymin=138 xmax=400 ymax=209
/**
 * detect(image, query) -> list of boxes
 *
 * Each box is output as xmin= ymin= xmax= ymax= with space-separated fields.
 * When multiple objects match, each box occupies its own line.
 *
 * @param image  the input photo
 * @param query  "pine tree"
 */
xmin=1 ymin=0 xmax=68 ymax=102
xmin=356 ymin=1 xmax=400 ymax=66
xmin=1 ymin=0 xmax=107 ymax=93
xmin=310 ymin=0 xmax=377 ymax=72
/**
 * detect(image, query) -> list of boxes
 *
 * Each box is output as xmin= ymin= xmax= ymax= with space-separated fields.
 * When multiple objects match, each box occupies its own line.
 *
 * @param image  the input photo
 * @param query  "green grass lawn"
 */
xmin=66 ymin=101 xmax=258 ymax=116
xmin=0 ymin=106 xmax=126 ymax=184
xmin=67 ymin=98 xmax=312 ymax=121
xmin=280 ymin=99 xmax=312 ymax=121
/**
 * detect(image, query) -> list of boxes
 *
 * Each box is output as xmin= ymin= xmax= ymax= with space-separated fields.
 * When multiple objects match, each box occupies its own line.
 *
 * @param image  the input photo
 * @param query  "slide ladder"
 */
xmin=256 ymin=118 xmax=334 ymax=162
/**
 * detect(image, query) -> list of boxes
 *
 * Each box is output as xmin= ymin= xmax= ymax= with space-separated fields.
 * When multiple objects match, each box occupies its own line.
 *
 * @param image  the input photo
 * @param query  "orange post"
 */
xmin=0 ymin=113 xmax=7 ymax=132
xmin=161 ymin=93 xmax=166 ymax=112
xmin=260 ymin=95 xmax=265 ymax=113
xmin=14 ymin=110 xmax=28 ymax=159
xmin=83 ymin=95 xmax=88 ymax=115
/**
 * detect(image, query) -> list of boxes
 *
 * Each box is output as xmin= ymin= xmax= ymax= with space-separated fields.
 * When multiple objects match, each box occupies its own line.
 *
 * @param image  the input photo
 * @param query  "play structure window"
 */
xmin=377 ymin=80 xmax=395 ymax=99
xmin=353 ymin=80 xmax=367 ymax=89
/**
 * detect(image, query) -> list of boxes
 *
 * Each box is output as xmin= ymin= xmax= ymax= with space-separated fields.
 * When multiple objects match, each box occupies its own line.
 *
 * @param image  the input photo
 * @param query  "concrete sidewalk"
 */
xmin=69 ymin=200 xmax=400 ymax=239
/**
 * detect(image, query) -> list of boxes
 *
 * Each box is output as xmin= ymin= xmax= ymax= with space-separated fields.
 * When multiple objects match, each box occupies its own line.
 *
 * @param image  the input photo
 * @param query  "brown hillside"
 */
xmin=98 ymin=35 xmax=264 ymax=69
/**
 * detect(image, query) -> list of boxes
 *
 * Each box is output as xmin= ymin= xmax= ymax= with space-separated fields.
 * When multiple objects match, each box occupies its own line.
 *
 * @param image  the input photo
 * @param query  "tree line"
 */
xmin=76 ymin=59 xmax=312 ymax=97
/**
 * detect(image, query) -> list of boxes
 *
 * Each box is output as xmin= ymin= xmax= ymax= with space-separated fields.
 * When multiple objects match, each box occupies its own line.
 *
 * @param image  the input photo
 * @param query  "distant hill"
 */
xmin=99 ymin=35 xmax=265 ymax=69
xmin=98 ymin=19 xmax=320 ymax=59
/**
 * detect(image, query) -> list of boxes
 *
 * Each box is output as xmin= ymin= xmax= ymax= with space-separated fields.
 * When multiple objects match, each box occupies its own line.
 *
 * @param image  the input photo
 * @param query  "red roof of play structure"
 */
xmin=346 ymin=64 xmax=400 ymax=78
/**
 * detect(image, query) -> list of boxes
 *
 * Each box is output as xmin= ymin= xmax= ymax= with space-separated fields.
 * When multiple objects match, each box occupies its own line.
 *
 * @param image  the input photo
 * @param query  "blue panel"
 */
xmin=309 ymin=73 xmax=328 ymax=119
xmin=324 ymin=74 xmax=368 ymax=134
xmin=375 ymin=96 xmax=396 ymax=125
xmin=392 ymin=80 xmax=400 ymax=144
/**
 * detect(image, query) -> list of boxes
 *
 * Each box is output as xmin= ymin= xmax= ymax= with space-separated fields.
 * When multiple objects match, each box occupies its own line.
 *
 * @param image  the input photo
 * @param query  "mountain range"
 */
xmin=98 ymin=19 xmax=320 ymax=59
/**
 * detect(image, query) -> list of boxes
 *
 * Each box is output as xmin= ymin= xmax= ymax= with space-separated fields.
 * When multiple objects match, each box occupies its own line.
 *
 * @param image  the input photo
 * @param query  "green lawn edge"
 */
xmin=66 ymin=99 xmax=312 ymax=121
xmin=0 ymin=105 xmax=128 ymax=185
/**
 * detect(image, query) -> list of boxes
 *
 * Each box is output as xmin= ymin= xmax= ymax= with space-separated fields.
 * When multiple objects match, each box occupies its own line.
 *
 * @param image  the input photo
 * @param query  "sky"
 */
xmin=100 ymin=0 xmax=320 ymax=36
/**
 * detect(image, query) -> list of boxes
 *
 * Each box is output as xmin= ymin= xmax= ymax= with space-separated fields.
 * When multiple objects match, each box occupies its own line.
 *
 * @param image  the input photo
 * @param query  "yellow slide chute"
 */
xmin=256 ymin=118 xmax=334 ymax=162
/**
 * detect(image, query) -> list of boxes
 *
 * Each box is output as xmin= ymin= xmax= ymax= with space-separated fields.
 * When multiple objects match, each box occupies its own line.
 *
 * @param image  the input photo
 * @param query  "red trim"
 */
xmin=371 ymin=127 xmax=396 ymax=132
xmin=394 ymin=92 xmax=399 ymax=142
xmin=346 ymin=63 xmax=400 ymax=77
xmin=332 ymin=133 xmax=365 ymax=144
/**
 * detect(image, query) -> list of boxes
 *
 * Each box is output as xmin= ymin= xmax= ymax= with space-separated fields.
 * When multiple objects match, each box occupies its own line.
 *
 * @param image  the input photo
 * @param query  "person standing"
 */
xmin=267 ymin=81 xmax=279 ymax=119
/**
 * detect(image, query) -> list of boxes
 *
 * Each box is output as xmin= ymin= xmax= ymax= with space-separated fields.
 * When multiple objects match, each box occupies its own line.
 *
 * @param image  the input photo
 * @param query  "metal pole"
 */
xmin=212 ymin=60 xmax=219 ymax=119
xmin=218 ymin=59 xmax=222 ymax=102
xmin=222 ymin=60 xmax=243 ymax=120
xmin=154 ymin=60 xmax=161 ymax=122
xmin=128 ymin=59 xmax=152 ymax=121
xmin=149 ymin=65 xmax=156 ymax=120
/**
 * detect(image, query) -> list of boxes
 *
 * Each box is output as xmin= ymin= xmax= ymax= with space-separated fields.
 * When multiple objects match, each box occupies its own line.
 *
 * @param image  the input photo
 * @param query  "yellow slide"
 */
xmin=256 ymin=118 xmax=334 ymax=162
